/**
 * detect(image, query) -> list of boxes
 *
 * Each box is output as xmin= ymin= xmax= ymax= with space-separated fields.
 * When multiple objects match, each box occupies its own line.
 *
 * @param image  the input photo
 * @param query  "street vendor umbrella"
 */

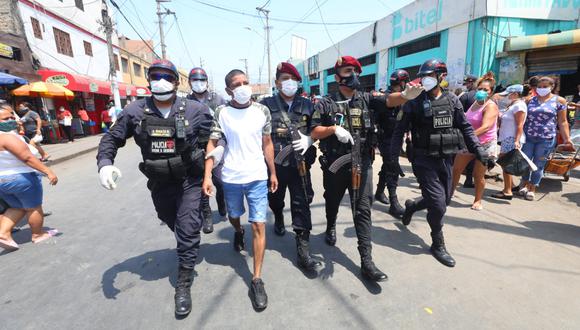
xmin=0 ymin=72 xmax=28 ymax=86
xmin=12 ymin=81 xmax=74 ymax=99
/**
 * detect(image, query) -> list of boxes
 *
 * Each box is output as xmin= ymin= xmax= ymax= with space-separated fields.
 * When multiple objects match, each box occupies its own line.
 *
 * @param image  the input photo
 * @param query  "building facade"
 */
xmin=299 ymin=0 xmax=580 ymax=98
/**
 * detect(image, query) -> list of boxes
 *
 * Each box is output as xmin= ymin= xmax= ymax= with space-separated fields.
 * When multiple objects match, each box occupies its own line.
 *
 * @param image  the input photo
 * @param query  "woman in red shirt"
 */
xmin=56 ymin=106 xmax=74 ymax=143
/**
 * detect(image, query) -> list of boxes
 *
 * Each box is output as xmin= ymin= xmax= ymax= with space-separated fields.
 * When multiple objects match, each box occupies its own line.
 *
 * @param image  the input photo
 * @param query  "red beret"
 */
xmin=276 ymin=62 xmax=302 ymax=82
xmin=335 ymin=56 xmax=362 ymax=74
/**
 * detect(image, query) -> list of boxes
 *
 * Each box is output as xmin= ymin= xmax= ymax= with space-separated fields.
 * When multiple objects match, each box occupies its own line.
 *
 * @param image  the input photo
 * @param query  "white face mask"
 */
xmin=191 ymin=80 xmax=208 ymax=94
xmin=280 ymin=79 xmax=298 ymax=97
xmin=421 ymin=76 xmax=438 ymax=92
xmin=536 ymin=87 xmax=551 ymax=97
xmin=232 ymin=85 xmax=252 ymax=105
xmin=150 ymin=79 xmax=175 ymax=101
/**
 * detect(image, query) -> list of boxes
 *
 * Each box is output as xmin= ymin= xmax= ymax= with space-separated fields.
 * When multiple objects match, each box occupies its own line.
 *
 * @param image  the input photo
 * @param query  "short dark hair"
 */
xmin=528 ymin=76 xmax=540 ymax=87
xmin=19 ymin=101 xmax=31 ymax=108
xmin=224 ymin=69 xmax=246 ymax=89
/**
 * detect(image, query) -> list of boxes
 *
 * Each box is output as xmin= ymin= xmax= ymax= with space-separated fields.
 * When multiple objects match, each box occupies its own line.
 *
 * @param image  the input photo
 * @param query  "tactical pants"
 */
xmin=323 ymin=164 xmax=374 ymax=253
xmin=200 ymin=172 xmax=225 ymax=214
xmin=148 ymin=176 xmax=202 ymax=269
xmin=378 ymin=136 xmax=399 ymax=197
xmin=411 ymin=155 xmax=453 ymax=234
xmin=268 ymin=164 xmax=314 ymax=231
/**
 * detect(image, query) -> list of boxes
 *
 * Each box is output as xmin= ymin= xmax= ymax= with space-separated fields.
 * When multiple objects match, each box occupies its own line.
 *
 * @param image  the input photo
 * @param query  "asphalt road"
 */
xmin=1 ymin=141 xmax=579 ymax=329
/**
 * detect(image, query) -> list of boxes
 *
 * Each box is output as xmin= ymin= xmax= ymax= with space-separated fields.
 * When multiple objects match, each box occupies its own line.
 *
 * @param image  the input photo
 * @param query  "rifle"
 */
xmin=338 ymin=100 xmax=362 ymax=218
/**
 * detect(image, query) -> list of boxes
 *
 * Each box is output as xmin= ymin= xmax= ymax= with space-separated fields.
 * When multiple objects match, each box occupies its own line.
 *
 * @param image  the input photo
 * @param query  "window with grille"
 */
xmin=113 ymin=54 xmax=120 ymax=71
xmin=83 ymin=41 xmax=92 ymax=56
xmin=53 ymin=28 xmax=73 ymax=57
xmin=358 ymin=54 xmax=376 ymax=66
xmin=31 ymin=17 xmax=42 ymax=39
xmin=397 ymin=34 xmax=441 ymax=58
xmin=121 ymin=57 xmax=129 ymax=73
xmin=75 ymin=0 xmax=84 ymax=11
xmin=133 ymin=63 xmax=142 ymax=77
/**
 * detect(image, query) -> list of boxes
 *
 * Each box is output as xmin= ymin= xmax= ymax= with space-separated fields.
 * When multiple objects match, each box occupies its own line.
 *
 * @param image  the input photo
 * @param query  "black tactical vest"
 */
xmin=411 ymin=92 xmax=466 ymax=158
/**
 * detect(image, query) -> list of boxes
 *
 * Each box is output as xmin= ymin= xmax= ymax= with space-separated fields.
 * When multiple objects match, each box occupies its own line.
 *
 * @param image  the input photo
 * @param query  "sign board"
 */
xmin=291 ymin=35 xmax=307 ymax=60
xmin=0 ymin=42 xmax=13 ymax=59
xmin=89 ymin=82 xmax=98 ymax=93
xmin=487 ymin=0 xmax=580 ymax=21
xmin=136 ymin=88 xmax=147 ymax=96
xmin=46 ymin=75 xmax=69 ymax=86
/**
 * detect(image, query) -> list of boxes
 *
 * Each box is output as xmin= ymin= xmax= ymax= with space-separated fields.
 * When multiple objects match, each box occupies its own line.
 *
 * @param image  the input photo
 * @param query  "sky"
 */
xmin=112 ymin=0 xmax=414 ymax=92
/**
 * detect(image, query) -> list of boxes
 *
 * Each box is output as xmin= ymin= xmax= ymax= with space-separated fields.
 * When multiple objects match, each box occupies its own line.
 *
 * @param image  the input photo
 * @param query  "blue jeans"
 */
xmin=222 ymin=180 xmax=268 ymax=222
xmin=521 ymin=136 xmax=556 ymax=186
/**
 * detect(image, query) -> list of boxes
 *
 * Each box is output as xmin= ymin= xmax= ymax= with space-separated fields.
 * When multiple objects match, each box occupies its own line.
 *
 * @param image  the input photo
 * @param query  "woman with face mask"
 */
xmin=517 ymin=76 xmax=573 ymax=201
xmin=491 ymin=85 xmax=528 ymax=200
xmin=452 ymin=72 xmax=499 ymax=210
xmin=0 ymin=103 xmax=58 ymax=252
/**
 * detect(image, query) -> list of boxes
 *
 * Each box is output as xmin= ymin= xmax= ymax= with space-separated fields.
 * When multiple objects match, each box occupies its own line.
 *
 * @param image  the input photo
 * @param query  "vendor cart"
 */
xmin=544 ymin=143 xmax=580 ymax=182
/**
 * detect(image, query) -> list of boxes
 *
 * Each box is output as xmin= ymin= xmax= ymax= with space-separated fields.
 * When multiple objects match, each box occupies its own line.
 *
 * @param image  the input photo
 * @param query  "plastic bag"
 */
xmin=497 ymin=149 xmax=536 ymax=176
xmin=31 ymin=134 xmax=43 ymax=143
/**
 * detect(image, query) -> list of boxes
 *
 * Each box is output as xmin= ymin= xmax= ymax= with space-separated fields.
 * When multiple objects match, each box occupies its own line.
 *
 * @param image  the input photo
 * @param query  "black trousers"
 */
xmin=61 ymin=125 xmax=73 ymax=142
xmin=148 ymin=176 xmax=202 ymax=269
xmin=200 ymin=172 xmax=225 ymax=214
xmin=323 ymin=164 xmax=374 ymax=253
xmin=268 ymin=164 xmax=314 ymax=231
xmin=411 ymin=155 xmax=453 ymax=234
xmin=378 ymin=136 xmax=399 ymax=197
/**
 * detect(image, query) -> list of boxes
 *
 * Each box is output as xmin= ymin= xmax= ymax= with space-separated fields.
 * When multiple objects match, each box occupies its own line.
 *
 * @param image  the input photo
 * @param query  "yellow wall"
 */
xmin=120 ymin=50 xmax=150 ymax=88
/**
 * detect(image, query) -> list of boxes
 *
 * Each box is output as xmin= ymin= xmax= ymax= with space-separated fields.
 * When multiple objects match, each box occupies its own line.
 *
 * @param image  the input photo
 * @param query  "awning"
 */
xmin=37 ymin=69 xmax=150 ymax=97
xmin=504 ymin=29 xmax=580 ymax=52
xmin=0 ymin=72 xmax=28 ymax=86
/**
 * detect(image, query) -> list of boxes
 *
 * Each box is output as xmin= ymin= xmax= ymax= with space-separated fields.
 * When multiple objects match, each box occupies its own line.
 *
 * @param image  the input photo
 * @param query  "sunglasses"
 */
xmin=148 ymin=72 xmax=177 ymax=83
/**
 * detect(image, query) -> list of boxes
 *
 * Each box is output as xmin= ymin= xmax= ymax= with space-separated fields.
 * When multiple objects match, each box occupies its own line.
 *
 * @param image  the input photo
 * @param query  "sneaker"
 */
xmin=250 ymin=278 xmax=268 ymax=310
xmin=525 ymin=191 xmax=535 ymax=201
xmin=233 ymin=229 xmax=245 ymax=251
xmin=518 ymin=187 xmax=528 ymax=196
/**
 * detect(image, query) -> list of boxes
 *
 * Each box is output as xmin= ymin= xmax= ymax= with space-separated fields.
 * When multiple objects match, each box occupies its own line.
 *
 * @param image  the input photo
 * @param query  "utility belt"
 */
xmin=139 ymin=148 xmax=204 ymax=182
xmin=414 ymin=130 xmax=465 ymax=158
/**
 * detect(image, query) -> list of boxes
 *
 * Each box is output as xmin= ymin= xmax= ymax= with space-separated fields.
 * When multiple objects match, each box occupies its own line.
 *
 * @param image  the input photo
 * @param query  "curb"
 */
xmin=46 ymin=146 xmax=100 ymax=166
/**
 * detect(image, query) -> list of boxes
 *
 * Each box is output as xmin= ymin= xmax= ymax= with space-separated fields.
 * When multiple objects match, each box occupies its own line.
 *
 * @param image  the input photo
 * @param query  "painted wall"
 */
xmin=445 ymin=23 xmax=470 ymax=88
xmin=18 ymin=0 xmax=122 ymax=81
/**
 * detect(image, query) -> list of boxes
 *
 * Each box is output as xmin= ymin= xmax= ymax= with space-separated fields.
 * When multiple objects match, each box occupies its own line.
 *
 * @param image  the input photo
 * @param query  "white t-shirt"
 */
xmin=499 ymin=100 xmax=527 ymax=143
xmin=0 ymin=132 xmax=40 ymax=176
xmin=157 ymin=106 xmax=171 ymax=119
xmin=210 ymin=102 xmax=271 ymax=184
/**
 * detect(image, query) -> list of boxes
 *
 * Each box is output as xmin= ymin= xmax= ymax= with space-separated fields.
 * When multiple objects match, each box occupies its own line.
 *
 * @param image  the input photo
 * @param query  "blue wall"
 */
xmin=465 ymin=17 xmax=577 ymax=77
xmin=388 ymin=29 xmax=449 ymax=72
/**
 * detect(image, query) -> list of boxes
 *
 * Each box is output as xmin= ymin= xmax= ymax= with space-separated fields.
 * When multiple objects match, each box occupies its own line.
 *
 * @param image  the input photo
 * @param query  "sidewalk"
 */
xmin=42 ymin=134 xmax=103 ymax=166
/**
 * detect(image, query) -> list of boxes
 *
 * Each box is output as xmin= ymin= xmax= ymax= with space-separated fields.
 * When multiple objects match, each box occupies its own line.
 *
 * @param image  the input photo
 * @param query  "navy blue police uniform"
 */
xmin=97 ymin=96 xmax=212 ymax=268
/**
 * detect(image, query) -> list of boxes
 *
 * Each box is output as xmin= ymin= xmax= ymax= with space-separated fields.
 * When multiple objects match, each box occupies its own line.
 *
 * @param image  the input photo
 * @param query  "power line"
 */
xmin=173 ymin=14 xmax=195 ymax=67
xmin=274 ymin=0 xmax=328 ymax=43
xmin=190 ymin=0 xmax=374 ymax=26
xmin=127 ymin=0 xmax=154 ymax=37
xmin=109 ymin=0 xmax=160 ymax=58
xmin=314 ymin=0 xmax=339 ymax=54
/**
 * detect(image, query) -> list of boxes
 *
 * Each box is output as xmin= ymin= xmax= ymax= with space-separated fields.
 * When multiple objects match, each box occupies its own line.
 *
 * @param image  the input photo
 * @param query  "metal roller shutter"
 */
xmin=526 ymin=46 xmax=580 ymax=76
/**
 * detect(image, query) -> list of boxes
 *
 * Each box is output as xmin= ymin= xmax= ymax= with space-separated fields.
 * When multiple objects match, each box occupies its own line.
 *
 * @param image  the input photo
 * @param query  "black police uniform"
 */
xmin=313 ymin=90 xmax=387 ymax=281
xmin=372 ymin=89 xmax=405 ymax=215
xmin=389 ymin=90 xmax=482 ymax=266
xmin=96 ymin=96 xmax=212 ymax=311
xmin=188 ymin=91 xmax=227 ymax=232
xmin=260 ymin=93 xmax=320 ymax=271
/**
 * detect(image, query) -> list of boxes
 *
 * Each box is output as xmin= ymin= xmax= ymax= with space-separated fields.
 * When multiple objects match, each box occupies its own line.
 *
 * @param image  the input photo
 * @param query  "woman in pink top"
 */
xmin=452 ymin=72 xmax=499 ymax=210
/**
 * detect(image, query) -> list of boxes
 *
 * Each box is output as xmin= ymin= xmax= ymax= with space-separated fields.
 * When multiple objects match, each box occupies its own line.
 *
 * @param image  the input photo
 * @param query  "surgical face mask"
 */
xmin=0 ymin=119 xmax=18 ymax=132
xmin=475 ymin=90 xmax=488 ymax=102
xmin=191 ymin=80 xmax=208 ymax=94
xmin=232 ymin=85 xmax=252 ymax=105
xmin=421 ymin=76 xmax=438 ymax=92
xmin=536 ymin=87 xmax=551 ymax=97
xmin=280 ymin=79 xmax=298 ymax=97
xmin=338 ymin=73 xmax=361 ymax=90
xmin=150 ymin=79 xmax=175 ymax=101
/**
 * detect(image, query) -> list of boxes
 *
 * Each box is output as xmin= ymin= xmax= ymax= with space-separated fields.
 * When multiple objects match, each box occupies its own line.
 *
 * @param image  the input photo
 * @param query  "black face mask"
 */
xmin=338 ymin=73 xmax=361 ymax=90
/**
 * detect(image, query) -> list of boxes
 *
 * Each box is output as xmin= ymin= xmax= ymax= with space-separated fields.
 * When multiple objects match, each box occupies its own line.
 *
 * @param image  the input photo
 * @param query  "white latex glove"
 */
xmin=205 ymin=145 xmax=224 ymax=169
xmin=334 ymin=126 xmax=354 ymax=145
xmin=401 ymin=84 xmax=424 ymax=100
xmin=292 ymin=131 xmax=313 ymax=155
xmin=99 ymin=165 xmax=122 ymax=190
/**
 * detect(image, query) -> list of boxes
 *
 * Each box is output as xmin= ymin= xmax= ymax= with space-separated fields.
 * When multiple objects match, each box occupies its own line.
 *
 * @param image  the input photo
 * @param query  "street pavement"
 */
xmin=1 ymin=141 xmax=579 ymax=329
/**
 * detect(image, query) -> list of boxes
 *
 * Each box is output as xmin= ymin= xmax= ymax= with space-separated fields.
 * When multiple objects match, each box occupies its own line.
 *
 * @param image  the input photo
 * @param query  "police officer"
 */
xmin=188 ymin=67 xmax=227 ymax=234
xmin=387 ymin=59 xmax=488 ymax=267
xmin=260 ymin=62 xmax=320 ymax=272
xmin=96 ymin=59 xmax=212 ymax=316
xmin=311 ymin=56 xmax=421 ymax=282
xmin=373 ymin=69 xmax=410 ymax=218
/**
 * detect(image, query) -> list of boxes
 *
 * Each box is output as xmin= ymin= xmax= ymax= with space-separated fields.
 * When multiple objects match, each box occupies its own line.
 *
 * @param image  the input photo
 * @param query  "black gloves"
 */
xmin=475 ymin=147 xmax=496 ymax=170
xmin=385 ymin=160 xmax=405 ymax=178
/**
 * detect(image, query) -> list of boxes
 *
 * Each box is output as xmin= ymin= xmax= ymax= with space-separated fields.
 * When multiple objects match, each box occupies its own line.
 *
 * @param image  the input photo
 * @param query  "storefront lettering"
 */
xmin=392 ymin=0 xmax=443 ymax=41
xmin=89 ymin=83 xmax=98 ymax=93
xmin=46 ymin=75 xmax=69 ymax=86
xmin=0 ymin=42 xmax=14 ymax=59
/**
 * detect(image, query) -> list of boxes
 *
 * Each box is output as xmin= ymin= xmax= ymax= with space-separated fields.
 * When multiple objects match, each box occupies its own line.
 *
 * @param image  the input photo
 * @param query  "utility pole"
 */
xmin=239 ymin=58 xmax=249 ymax=81
xmin=156 ymin=0 xmax=172 ymax=59
xmin=256 ymin=6 xmax=271 ymax=93
xmin=101 ymin=0 xmax=121 ymax=112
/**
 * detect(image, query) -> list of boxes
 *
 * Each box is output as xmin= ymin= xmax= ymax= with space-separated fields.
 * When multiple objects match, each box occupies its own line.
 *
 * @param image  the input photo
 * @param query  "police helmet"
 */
xmin=389 ymin=69 xmax=410 ymax=86
xmin=149 ymin=59 xmax=178 ymax=78
xmin=417 ymin=59 xmax=447 ymax=77
xmin=189 ymin=67 xmax=208 ymax=81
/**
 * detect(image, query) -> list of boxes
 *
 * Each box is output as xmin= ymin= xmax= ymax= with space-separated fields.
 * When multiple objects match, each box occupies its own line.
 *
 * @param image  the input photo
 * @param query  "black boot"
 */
xmin=273 ymin=209 xmax=285 ymax=236
xmin=295 ymin=230 xmax=321 ymax=271
xmin=216 ymin=188 xmax=227 ymax=217
xmin=233 ymin=228 xmax=245 ymax=251
xmin=388 ymin=195 xmax=404 ymax=219
xmin=202 ymin=204 xmax=213 ymax=234
xmin=430 ymin=231 xmax=456 ymax=267
xmin=374 ymin=174 xmax=389 ymax=205
xmin=358 ymin=246 xmax=388 ymax=282
xmin=325 ymin=219 xmax=337 ymax=246
xmin=174 ymin=266 xmax=194 ymax=316
xmin=401 ymin=199 xmax=416 ymax=226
